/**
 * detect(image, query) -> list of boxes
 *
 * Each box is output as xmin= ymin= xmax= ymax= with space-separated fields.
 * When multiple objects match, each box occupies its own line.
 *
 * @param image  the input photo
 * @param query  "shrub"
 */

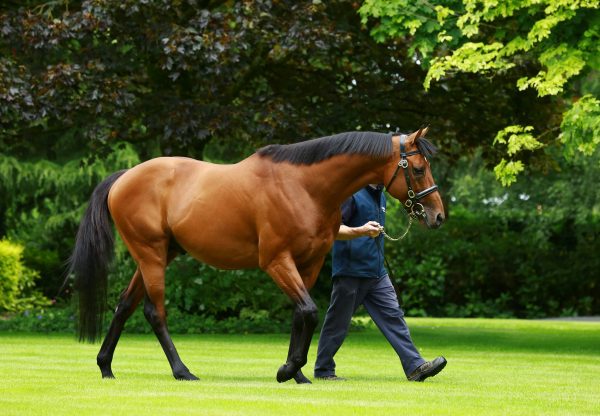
xmin=0 ymin=239 xmax=49 ymax=312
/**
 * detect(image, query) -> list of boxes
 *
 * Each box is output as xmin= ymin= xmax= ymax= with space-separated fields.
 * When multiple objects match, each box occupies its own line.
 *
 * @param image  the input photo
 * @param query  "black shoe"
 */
xmin=408 ymin=357 xmax=447 ymax=382
xmin=315 ymin=375 xmax=346 ymax=381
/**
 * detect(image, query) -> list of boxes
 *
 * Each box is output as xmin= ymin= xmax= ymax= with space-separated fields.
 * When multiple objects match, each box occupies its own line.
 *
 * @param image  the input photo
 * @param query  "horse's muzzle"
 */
xmin=424 ymin=211 xmax=444 ymax=229
xmin=432 ymin=212 xmax=444 ymax=229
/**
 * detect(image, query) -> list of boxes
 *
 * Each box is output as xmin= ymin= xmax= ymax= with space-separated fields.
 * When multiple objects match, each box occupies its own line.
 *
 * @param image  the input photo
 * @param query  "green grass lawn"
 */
xmin=1 ymin=318 xmax=598 ymax=415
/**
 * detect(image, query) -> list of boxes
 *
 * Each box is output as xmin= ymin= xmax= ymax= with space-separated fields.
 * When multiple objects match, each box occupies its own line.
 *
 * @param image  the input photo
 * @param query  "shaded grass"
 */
xmin=1 ymin=318 xmax=599 ymax=415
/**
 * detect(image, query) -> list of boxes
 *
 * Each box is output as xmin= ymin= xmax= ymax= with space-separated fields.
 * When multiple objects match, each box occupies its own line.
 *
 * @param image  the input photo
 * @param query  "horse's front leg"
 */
xmin=277 ymin=298 xmax=318 ymax=383
xmin=282 ymin=304 xmax=317 ymax=384
xmin=264 ymin=254 xmax=319 ymax=383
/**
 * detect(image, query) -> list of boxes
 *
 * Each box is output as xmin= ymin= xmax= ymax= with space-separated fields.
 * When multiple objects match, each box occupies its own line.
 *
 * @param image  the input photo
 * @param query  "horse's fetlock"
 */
xmin=97 ymin=353 xmax=110 ymax=368
xmin=290 ymin=356 xmax=306 ymax=368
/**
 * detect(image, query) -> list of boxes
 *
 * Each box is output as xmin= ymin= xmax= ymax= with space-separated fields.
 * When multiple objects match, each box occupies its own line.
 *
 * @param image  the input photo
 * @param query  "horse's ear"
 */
xmin=408 ymin=126 xmax=429 ymax=144
xmin=416 ymin=126 xmax=429 ymax=139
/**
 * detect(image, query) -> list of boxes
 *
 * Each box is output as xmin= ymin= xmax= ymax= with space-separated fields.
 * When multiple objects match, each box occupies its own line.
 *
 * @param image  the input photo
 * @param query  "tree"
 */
xmin=360 ymin=0 xmax=600 ymax=185
xmin=0 ymin=0 xmax=456 ymax=161
xmin=2 ymin=0 xmax=563 ymax=163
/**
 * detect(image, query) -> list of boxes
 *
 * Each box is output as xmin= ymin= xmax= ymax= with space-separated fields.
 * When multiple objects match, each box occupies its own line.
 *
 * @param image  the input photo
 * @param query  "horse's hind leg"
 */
xmin=96 ymin=250 xmax=181 ymax=379
xmin=96 ymin=268 xmax=145 ymax=378
xmin=139 ymin=256 xmax=198 ymax=381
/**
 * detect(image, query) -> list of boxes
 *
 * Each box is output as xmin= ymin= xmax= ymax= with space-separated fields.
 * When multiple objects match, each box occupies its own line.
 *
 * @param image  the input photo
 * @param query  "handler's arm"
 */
xmin=337 ymin=221 xmax=382 ymax=240
xmin=336 ymin=195 xmax=382 ymax=240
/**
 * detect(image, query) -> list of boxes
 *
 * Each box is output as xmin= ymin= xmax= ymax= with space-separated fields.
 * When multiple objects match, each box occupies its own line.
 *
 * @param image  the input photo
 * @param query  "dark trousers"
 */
xmin=314 ymin=275 xmax=425 ymax=378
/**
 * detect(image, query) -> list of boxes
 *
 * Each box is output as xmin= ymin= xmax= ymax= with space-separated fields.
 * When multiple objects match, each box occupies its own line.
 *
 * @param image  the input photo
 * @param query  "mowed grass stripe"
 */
xmin=1 ymin=318 xmax=598 ymax=415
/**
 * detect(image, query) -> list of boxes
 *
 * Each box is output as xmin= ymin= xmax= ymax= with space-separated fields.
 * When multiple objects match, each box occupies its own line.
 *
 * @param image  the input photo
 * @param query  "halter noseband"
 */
xmin=385 ymin=134 xmax=439 ymax=219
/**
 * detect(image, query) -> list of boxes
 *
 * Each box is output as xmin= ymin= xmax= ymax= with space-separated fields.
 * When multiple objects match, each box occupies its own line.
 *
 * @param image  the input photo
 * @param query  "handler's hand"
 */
xmin=361 ymin=221 xmax=383 ymax=238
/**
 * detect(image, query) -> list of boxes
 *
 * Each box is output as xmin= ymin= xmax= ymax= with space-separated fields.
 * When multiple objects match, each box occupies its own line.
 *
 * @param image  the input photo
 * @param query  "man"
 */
xmin=314 ymin=184 xmax=447 ymax=382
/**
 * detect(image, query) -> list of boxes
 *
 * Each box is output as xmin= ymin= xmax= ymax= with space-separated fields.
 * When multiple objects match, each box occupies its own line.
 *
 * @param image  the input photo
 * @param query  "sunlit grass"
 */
xmin=1 ymin=318 xmax=598 ymax=415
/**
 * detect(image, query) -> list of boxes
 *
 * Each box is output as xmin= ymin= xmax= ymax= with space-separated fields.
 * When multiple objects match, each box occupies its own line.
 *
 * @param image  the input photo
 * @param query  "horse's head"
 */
xmin=384 ymin=127 xmax=445 ymax=229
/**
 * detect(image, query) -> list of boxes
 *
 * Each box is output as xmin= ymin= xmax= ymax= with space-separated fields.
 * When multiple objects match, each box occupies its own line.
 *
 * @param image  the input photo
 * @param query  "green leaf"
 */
xmin=560 ymin=94 xmax=600 ymax=158
xmin=494 ymin=125 xmax=542 ymax=156
xmin=494 ymin=159 xmax=525 ymax=187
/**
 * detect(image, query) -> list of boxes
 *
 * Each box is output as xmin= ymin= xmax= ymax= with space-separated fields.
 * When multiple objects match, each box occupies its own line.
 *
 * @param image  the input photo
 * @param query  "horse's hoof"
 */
xmin=100 ymin=369 xmax=115 ymax=379
xmin=174 ymin=371 xmax=200 ymax=381
xmin=175 ymin=373 xmax=200 ymax=381
xmin=276 ymin=363 xmax=296 ymax=383
xmin=293 ymin=370 xmax=312 ymax=384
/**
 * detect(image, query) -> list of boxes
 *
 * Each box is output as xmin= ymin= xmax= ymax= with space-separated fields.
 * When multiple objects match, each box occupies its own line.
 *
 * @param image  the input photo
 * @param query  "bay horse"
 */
xmin=68 ymin=127 xmax=444 ymax=383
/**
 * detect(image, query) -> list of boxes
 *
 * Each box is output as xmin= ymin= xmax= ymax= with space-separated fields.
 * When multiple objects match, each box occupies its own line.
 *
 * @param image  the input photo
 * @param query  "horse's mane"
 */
xmin=257 ymin=131 xmax=437 ymax=165
xmin=256 ymin=131 xmax=393 ymax=165
xmin=415 ymin=135 xmax=438 ymax=159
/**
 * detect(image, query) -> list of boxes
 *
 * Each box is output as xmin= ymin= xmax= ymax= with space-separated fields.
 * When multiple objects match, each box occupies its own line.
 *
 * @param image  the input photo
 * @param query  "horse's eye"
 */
xmin=413 ymin=167 xmax=425 ymax=176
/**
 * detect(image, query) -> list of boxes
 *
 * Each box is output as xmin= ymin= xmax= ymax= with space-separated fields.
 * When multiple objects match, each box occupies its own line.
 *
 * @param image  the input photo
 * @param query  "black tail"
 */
xmin=67 ymin=170 xmax=127 ymax=343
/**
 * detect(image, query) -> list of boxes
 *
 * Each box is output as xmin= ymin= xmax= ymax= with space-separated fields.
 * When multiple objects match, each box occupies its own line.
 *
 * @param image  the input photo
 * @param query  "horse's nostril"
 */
xmin=436 ymin=213 xmax=444 ymax=225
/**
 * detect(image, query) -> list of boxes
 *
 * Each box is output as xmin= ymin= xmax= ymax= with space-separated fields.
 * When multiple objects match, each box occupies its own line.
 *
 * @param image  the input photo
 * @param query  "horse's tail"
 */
xmin=67 ymin=170 xmax=127 ymax=343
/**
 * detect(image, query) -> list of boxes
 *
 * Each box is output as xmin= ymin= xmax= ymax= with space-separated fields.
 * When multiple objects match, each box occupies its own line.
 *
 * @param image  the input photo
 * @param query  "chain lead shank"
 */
xmin=380 ymin=215 xmax=413 ymax=241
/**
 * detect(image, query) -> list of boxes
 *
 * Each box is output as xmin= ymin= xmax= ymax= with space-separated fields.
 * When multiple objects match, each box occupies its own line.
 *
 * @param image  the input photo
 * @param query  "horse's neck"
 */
xmin=267 ymin=154 xmax=387 ymax=210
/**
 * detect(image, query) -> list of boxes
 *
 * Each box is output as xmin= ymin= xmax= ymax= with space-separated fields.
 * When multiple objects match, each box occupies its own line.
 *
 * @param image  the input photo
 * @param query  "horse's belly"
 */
xmin=186 ymin=242 xmax=259 ymax=269
xmin=172 ymin=224 xmax=259 ymax=270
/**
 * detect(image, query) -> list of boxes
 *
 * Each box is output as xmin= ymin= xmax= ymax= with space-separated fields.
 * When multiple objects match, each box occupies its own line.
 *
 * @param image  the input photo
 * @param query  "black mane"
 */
xmin=415 ymin=136 xmax=438 ymax=159
xmin=256 ymin=131 xmax=393 ymax=165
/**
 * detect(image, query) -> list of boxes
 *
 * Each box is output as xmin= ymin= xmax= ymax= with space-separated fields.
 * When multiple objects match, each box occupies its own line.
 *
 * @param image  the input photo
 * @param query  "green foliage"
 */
xmin=165 ymin=257 xmax=292 ymax=322
xmin=0 ymin=305 xmax=75 ymax=333
xmin=493 ymin=125 xmax=542 ymax=156
xmin=362 ymin=0 xmax=598 ymax=93
xmin=0 ymin=0 xmax=451 ymax=158
xmin=493 ymin=158 xmax=524 ymax=187
xmin=1 ymin=0 xmax=598 ymax=330
xmin=0 ymin=144 xmax=140 ymax=295
xmin=0 ymin=303 xmax=287 ymax=334
xmin=395 ymin=253 xmax=447 ymax=317
xmin=516 ymin=44 xmax=587 ymax=96
xmin=360 ymin=0 xmax=600 ymax=184
xmin=0 ymin=239 xmax=49 ymax=312
xmin=560 ymin=94 xmax=600 ymax=158
xmin=492 ymin=125 xmax=543 ymax=185
xmin=384 ymin=150 xmax=600 ymax=318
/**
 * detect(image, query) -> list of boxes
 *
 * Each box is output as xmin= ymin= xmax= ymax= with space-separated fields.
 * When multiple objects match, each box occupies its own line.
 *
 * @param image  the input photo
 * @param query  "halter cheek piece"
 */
xmin=385 ymin=134 xmax=439 ymax=219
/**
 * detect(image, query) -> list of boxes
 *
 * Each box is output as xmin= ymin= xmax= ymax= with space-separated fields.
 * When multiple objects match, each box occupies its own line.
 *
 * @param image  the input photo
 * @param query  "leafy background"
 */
xmin=1 ymin=0 xmax=598 ymax=332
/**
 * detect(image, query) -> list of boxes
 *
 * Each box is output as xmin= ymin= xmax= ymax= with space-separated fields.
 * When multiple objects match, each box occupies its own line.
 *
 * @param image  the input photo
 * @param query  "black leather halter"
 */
xmin=385 ymin=134 xmax=439 ymax=218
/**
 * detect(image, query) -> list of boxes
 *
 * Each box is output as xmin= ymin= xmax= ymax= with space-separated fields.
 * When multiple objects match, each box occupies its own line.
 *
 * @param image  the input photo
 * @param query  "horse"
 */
xmin=68 ymin=127 xmax=444 ymax=383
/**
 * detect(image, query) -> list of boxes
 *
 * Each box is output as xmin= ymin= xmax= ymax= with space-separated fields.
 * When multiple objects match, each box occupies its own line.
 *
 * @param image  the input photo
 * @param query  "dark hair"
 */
xmin=256 ymin=131 xmax=393 ymax=165
xmin=415 ymin=136 xmax=437 ymax=159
